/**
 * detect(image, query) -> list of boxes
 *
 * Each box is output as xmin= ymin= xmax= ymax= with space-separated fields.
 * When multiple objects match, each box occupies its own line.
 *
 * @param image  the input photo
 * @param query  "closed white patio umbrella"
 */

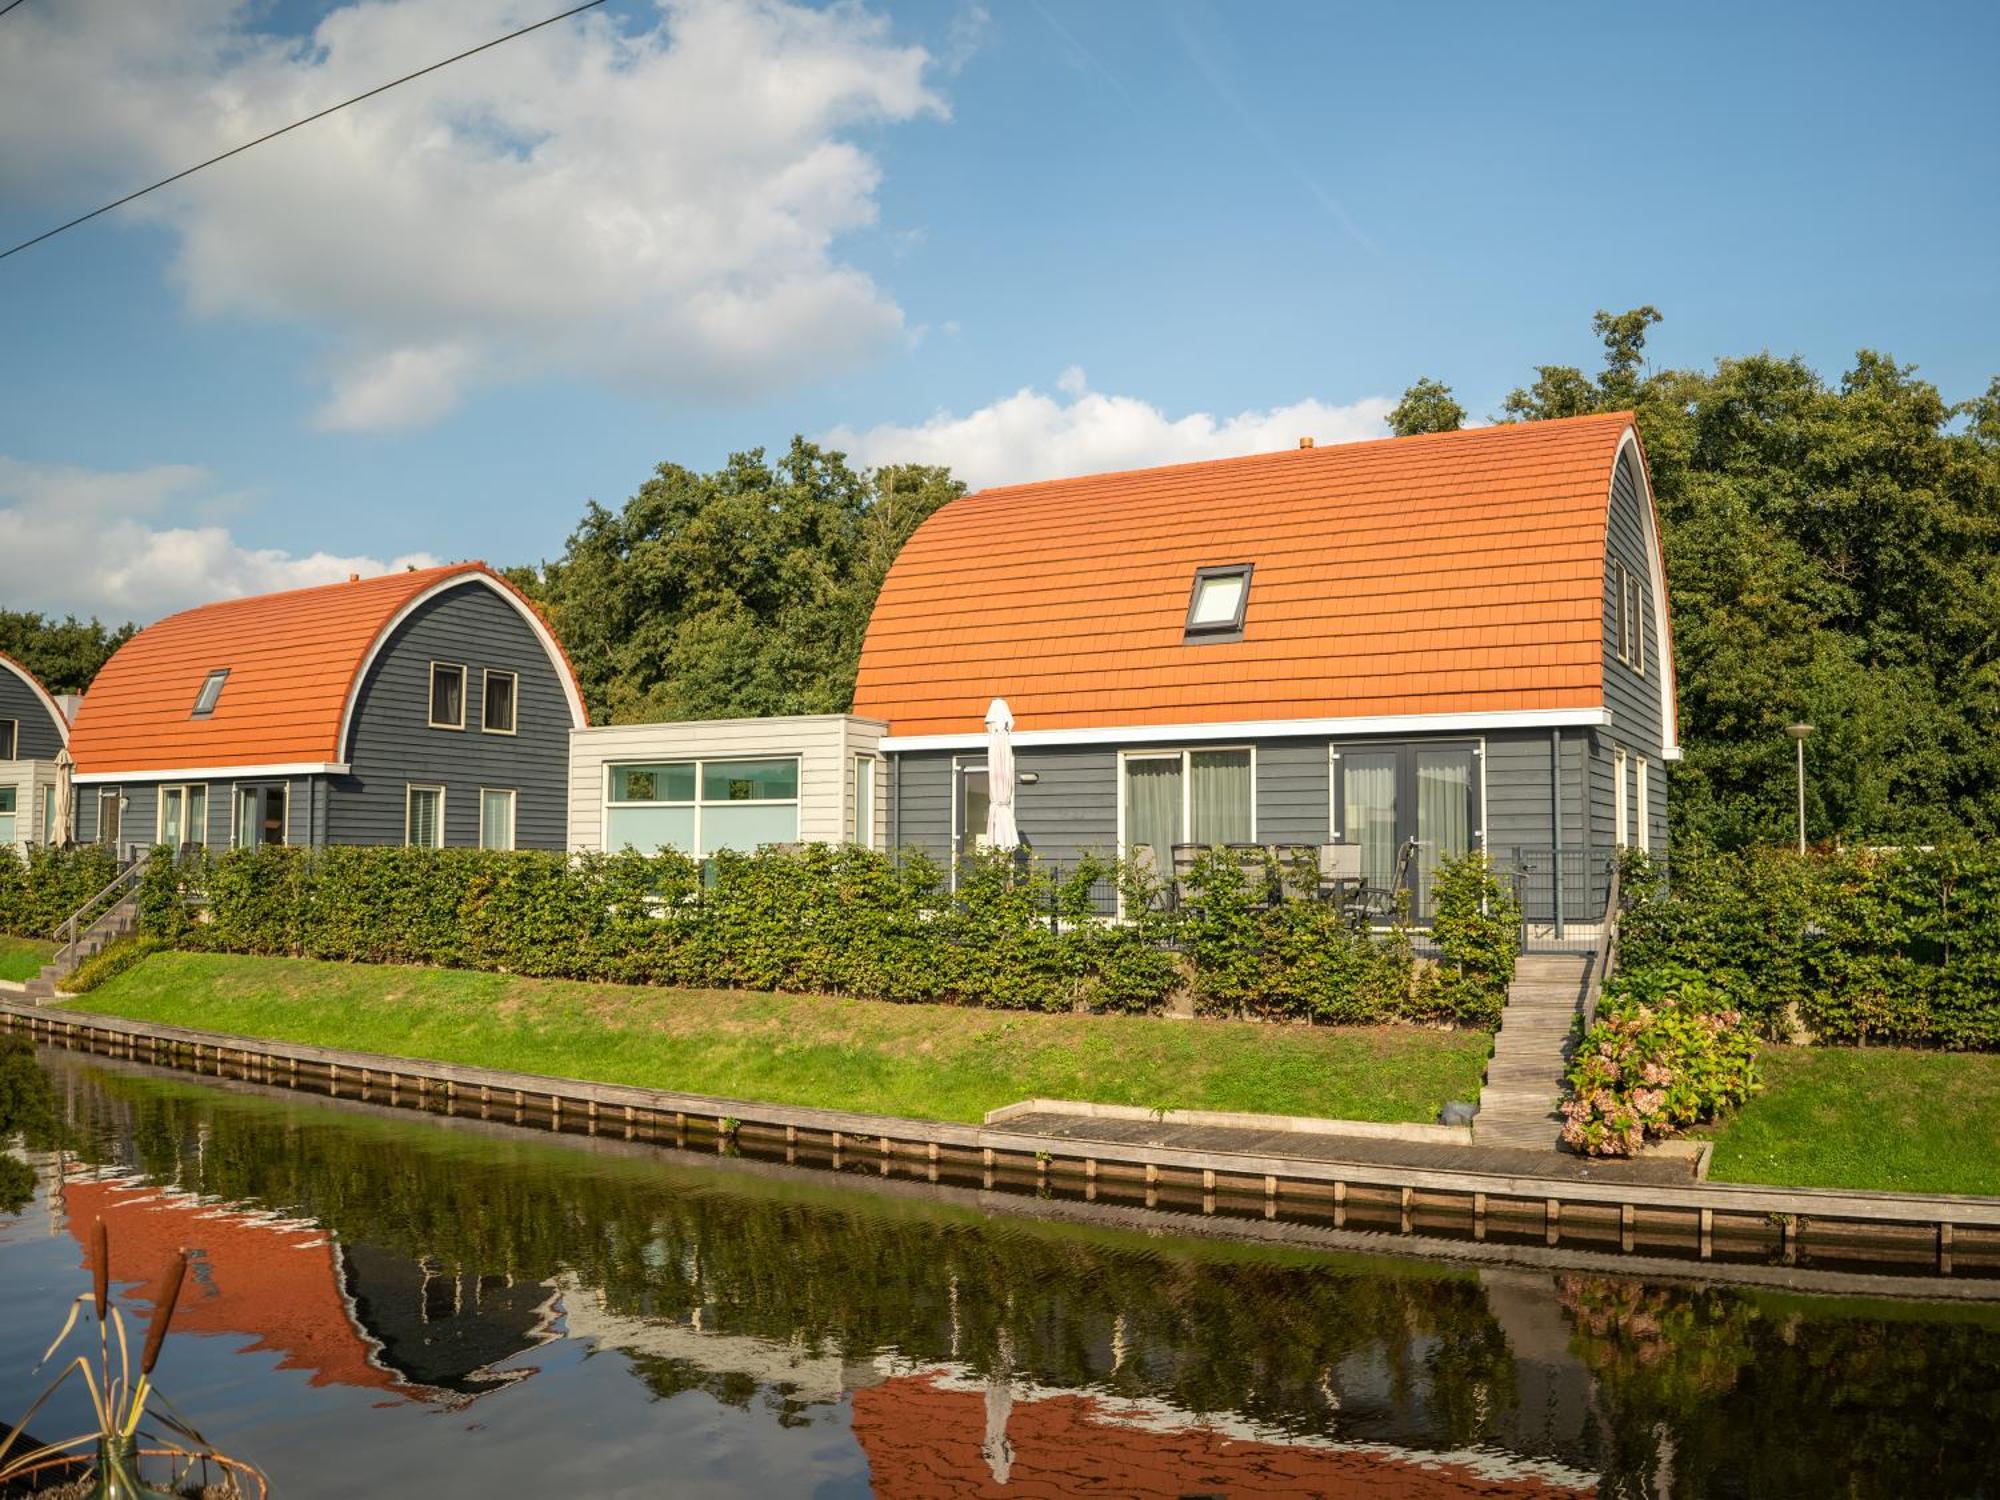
xmin=52 ymin=747 xmax=74 ymax=847
xmin=984 ymin=696 xmax=1019 ymax=851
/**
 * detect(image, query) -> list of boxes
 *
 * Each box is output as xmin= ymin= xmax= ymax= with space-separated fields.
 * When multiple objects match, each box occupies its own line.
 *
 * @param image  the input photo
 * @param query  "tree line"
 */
xmin=12 ymin=313 xmax=1997 ymax=850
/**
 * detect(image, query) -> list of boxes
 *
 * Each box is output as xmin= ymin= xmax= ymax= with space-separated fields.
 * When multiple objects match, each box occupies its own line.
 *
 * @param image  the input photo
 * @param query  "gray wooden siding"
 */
xmin=1484 ymin=729 xmax=1586 ymax=855
xmin=1600 ymin=447 xmax=1670 ymax=843
xmin=74 ymin=775 xmax=312 ymax=849
xmin=330 ymin=583 xmax=574 ymax=850
xmin=0 ymin=666 xmax=65 ymax=761
xmin=890 ymin=750 xmax=954 ymax=862
xmin=1014 ymin=746 xmax=1118 ymax=863
xmin=1256 ymin=739 xmax=1331 ymax=844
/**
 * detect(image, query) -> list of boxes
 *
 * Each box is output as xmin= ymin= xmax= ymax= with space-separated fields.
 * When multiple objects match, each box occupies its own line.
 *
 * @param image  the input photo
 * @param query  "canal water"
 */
xmin=1 ymin=1049 xmax=1996 ymax=1498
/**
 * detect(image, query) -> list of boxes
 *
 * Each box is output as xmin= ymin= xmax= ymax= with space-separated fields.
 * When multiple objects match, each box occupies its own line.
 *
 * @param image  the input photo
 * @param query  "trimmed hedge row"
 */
xmin=1620 ymin=845 xmax=2000 ymax=1051
xmin=0 ymin=844 xmax=120 ymax=939
xmin=130 ymin=842 xmax=1517 ymax=1026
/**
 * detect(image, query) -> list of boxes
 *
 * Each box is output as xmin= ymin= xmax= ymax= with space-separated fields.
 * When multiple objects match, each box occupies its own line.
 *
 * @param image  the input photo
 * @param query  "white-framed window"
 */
xmin=156 ymin=784 xmax=209 ymax=847
xmin=1184 ymin=564 xmax=1253 ymax=642
xmin=1612 ymin=561 xmax=1646 ymax=673
xmin=1118 ymin=746 xmax=1255 ymax=865
xmin=605 ymin=758 xmax=801 ymax=858
xmin=482 ymin=669 xmax=518 ymax=735
xmin=41 ymin=784 xmax=57 ymax=845
xmin=232 ymin=784 xmax=287 ymax=849
xmin=428 ymin=663 xmax=467 ymax=730
xmin=1634 ymin=756 xmax=1650 ymax=853
xmin=479 ymin=788 xmax=517 ymax=850
xmin=1612 ymin=748 xmax=1629 ymax=849
xmin=0 ymin=719 xmax=16 ymax=760
xmin=191 ymin=670 xmax=229 ymax=718
xmin=0 ymin=786 xmax=14 ymax=845
xmin=406 ymin=784 xmax=445 ymax=848
xmin=852 ymin=755 xmax=876 ymax=849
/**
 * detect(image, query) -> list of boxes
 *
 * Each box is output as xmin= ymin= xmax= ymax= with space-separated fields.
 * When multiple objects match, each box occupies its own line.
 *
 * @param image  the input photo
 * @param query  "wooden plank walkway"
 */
xmin=7 ymin=998 xmax=1999 ymax=1287
xmin=1475 ymin=952 xmax=1592 ymax=1149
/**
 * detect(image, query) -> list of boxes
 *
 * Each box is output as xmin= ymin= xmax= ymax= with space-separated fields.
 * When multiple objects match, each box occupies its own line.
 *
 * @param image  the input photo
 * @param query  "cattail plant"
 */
xmin=0 ymin=1222 xmax=263 ymax=1497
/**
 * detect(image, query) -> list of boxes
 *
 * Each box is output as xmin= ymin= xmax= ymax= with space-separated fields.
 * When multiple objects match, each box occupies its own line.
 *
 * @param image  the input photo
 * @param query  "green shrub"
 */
xmin=0 ymin=844 xmax=120 ymax=938
xmin=1560 ymin=975 xmax=1760 ymax=1156
xmin=61 ymin=935 xmax=166 ymax=995
xmin=1619 ymin=844 xmax=2000 ymax=1050
xmin=1428 ymin=851 xmax=1522 ymax=1028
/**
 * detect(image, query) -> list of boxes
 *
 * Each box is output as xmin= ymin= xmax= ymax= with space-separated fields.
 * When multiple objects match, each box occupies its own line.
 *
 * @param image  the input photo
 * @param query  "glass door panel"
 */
xmin=1341 ymin=750 xmax=1399 ymax=894
xmin=957 ymin=765 xmax=990 ymax=860
xmin=1414 ymin=748 xmax=1475 ymax=918
xmin=1189 ymin=749 xmax=1253 ymax=845
xmin=1122 ymin=755 xmax=1182 ymax=870
xmin=99 ymin=791 xmax=121 ymax=848
xmin=160 ymin=787 xmax=184 ymax=847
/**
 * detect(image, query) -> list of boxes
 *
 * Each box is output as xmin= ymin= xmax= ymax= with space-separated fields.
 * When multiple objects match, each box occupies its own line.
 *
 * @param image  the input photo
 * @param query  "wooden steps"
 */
xmin=1473 ymin=952 xmax=1592 ymax=1151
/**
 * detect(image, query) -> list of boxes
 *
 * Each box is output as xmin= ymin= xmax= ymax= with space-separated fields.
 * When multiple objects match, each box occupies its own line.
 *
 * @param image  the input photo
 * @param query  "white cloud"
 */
xmin=825 ymin=370 xmax=1395 ymax=489
xmin=0 ymin=1 xmax=948 ymax=430
xmin=0 ymin=457 xmax=439 ymax=621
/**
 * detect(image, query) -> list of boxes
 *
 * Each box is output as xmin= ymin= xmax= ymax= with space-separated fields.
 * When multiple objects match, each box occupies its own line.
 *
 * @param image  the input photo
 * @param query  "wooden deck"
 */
xmin=7 ymin=998 xmax=1999 ymax=1291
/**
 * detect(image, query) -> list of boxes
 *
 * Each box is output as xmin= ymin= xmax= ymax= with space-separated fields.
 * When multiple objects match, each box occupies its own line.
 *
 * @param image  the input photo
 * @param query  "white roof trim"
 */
xmin=336 ymin=571 xmax=586 ymax=760
xmin=74 ymin=762 xmax=349 ymax=785
xmin=0 ymin=654 xmax=70 ymax=749
xmin=879 ymin=707 xmax=1610 ymax=754
xmin=1614 ymin=427 xmax=1683 ymax=761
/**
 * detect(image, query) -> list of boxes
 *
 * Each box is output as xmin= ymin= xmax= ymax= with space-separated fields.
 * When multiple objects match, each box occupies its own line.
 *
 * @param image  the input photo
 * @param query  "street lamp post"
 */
xmin=1788 ymin=723 xmax=1813 ymax=854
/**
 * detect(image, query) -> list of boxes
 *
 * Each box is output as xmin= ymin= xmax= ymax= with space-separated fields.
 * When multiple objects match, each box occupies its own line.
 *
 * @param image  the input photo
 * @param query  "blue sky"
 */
xmin=1 ymin=0 xmax=1994 ymax=621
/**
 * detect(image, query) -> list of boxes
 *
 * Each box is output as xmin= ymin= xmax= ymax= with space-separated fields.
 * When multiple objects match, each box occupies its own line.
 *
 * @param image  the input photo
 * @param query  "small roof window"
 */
xmin=191 ymin=669 xmax=229 ymax=718
xmin=1184 ymin=564 xmax=1252 ymax=643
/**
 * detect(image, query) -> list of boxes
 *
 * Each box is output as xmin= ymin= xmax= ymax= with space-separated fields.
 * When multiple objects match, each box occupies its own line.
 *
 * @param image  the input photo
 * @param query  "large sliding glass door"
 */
xmin=1333 ymin=742 xmax=1480 ymax=921
xmin=1119 ymin=748 xmax=1254 ymax=868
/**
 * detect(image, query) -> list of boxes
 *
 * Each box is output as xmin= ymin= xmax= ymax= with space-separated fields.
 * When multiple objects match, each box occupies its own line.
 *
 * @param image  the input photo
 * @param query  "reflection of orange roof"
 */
xmin=854 ymin=413 xmax=1645 ymax=737
xmin=64 ymin=1177 xmax=400 ymax=1397
xmin=851 ymin=1371 xmax=1597 ymax=1499
xmin=69 ymin=563 xmax=585 ymax=776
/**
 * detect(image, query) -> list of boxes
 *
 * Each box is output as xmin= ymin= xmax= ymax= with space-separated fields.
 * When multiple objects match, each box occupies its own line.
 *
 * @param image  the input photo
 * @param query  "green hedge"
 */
xmin=0 ymin=844 xmax=120 ymax=939
xmin=1620 ymin=845 xmax=2000 ymax=1050
xmin=131 ymin=842 xmax=1514 ymax=1026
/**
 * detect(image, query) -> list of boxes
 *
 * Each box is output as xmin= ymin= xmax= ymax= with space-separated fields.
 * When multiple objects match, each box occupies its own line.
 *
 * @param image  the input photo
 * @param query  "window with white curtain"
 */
xmin=1121 ymin=748 xmax=1253 ymax=863
xmin=406 ymin=785 xmax=444 ymax=848
xmin=480 ymin=789 xmax=516 ymax=850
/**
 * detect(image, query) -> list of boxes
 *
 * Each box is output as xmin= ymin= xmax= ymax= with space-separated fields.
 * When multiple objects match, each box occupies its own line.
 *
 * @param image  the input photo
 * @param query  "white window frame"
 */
xmin=852 ymin=754 xmax=877 ymax=850
xmin=405 ymin=784 xmax=447 ymax=849
xmin=41 ymin=784 xmax=57 ymax=844
xmin=1612 ymin=747 xmax=1629 ymax=849
xmin=428 ymin=662 xmax=467 ymax=731
xmin=1115 ymin=744 xmax=1259 ymax=859
xmin=0 ymin=718 xmax=16 ymax=761
xmin=154 ymin=783 xmax=210 ymax=848
xmin=601 ymin=757 xmax=802 ymax=859
xmin=1634 ymin=755 xmax=1650 ymax=853
xmin=478 ymin=787 xmax=517 ymax=851
xmin=481 ymin=669 xmax=519 ymax=736
xmin=228 ymin=782 xmax=289 ymax=849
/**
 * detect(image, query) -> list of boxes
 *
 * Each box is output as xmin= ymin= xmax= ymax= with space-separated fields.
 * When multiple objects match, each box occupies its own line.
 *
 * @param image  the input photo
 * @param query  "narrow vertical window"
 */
xmin=429 ymin=664 xmax=467 ymax=729
xmin=0 ymin=720 xmax=16 ymax=760
xmin=186 ymin=785 xmax=208 ymax=847
xmin=407 ymin=785 xmax=445 ymax=848
xmin=0 ymin=787 xmax=15 ymax=846
xmin=1612 ymin=748 xmax=1629 ymax=849
xmin=158 ymin=786 xmax=184 ymax=847
xmin=853 ymin=756 xmax=876 ymax=848
xmin=1627 ymin=569 xmax=1646 ymax=674
xmin=482 ymin=670 xmax=518 ymax=734
xmin=480 ymin=788 xmax=516 ymax=850
xmin=1634 ymin=756 xmax=1649 ymax=853
xmin=41 ymin=784 xmax=57 ymax=844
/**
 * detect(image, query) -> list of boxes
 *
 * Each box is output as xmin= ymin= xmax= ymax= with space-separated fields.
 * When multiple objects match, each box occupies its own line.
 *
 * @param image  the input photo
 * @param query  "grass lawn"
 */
xmin=69 ymin=952 xmax=1492 ymax=1126
xmin=1701 ymin=1044 xmax=2000 ymax=1197
xmin=0 ymin=936 xmax=54 ymax=984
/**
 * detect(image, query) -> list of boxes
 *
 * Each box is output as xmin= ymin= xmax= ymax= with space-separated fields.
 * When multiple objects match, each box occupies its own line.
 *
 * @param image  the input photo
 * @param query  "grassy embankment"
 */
xmin=68 ymin=951 xmax=1490 ymax=1126
xmin=1702 ymin=1044 xmax=2000 ymax=1197
xmin=0 ymin=936 xmax=54 ymax=984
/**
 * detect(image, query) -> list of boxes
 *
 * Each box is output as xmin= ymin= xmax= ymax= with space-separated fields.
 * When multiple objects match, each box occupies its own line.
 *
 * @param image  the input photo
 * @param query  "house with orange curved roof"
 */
xmin=0 ymin=650 xmax=74 ymax=850
xmin=853 ymin=412 xmax=1677 ymax=923
xmin=67 ymin=563 xmax=586 ymax=852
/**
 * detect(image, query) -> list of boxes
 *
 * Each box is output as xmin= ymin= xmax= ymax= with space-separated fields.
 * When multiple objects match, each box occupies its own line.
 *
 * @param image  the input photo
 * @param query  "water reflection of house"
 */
xmin=850 ymin=1361 xmax=1600 ymax=1500
xmin=58 ymin=1170 xmax=556 ymax=1407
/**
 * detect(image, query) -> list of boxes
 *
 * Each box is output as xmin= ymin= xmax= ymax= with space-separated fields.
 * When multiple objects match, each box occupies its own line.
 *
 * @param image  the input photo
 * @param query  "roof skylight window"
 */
xmin=191 ymin=669 xmax=229 ymax=718
xmin=1184 ymin=564 xmax=1252 ymax=643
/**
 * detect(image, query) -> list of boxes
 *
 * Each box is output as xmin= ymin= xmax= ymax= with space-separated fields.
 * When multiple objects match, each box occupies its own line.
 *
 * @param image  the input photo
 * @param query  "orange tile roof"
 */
xmin=853 ymin=411 xmax=1654 ymax=738
xmin=70 ymin=563 xmax=583 ymax=776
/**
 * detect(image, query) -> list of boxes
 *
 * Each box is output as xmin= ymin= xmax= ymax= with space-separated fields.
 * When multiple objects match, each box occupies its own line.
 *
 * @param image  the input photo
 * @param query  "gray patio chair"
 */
xmin=1272 ymin=843 xmax=1319 ymax=902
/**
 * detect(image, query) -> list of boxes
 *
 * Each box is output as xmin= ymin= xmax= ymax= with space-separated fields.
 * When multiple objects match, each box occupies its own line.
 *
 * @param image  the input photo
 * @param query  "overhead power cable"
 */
xmin=0 ymin=0 xmax=606 ymax=263
xmin=0 ymin=1 xmax=28 ymax=20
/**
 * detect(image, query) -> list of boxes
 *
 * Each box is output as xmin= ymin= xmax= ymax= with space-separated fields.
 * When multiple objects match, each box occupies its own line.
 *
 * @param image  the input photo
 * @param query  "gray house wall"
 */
xmin=1599 ymin=446 xmax=1671 ymax=850
xmin=72 ymin=774 xmax=314 ymax=849
xmin=0 ymin=667 xmax=66 ymax=761
xmin=328 ymin=582 xmax=573 ymax=850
